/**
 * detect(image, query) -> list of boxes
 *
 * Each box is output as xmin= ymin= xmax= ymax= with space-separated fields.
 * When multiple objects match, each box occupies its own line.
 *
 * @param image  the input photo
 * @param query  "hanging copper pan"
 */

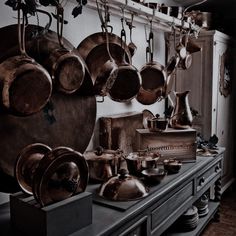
xmin=29 ymin=8 xmax=85 ymax=94
xmin=77 ymin=32 xmax=132 ymax=95
xmin=0 ymin=8 xmax=52 ymax=116
xmin=104 ymin=15 xmax=141 ymax=103
xmin=137 ymin=23 xmax=166 ymax=105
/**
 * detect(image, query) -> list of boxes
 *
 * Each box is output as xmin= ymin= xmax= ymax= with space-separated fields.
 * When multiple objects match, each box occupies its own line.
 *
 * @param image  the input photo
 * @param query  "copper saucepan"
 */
xmin=105 ymin=14 xmax=141 ymax=102
xmin=77 ymin=1 xmax=132 ymax=97
xmin=45 ymin=6 xmax=85 ymax=94
xmin=0 ymin=7 xmax=52 ymax=116
xmin=137 ymin=22 xmax=166 ymax=105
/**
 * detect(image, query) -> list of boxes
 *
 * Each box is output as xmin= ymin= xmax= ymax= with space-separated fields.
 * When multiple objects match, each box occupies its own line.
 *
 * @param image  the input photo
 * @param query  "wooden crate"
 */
xmin=135 ymin=128 xmax=197 ymax=162
xmin=99 ymin=112 xmax=144 ymax=153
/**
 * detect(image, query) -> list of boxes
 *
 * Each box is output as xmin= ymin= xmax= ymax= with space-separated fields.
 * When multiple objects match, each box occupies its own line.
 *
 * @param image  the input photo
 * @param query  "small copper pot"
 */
xmin=124 ymin=151 xmax=160 ymax=176
xmin=84 ymin=147 xmax=123 ymax=182
xmin=147 ymin=116 xmax=168 ymax=132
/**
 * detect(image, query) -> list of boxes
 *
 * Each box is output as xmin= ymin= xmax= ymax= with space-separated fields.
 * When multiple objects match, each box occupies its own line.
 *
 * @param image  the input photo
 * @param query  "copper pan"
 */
xmin=0 ymin=9 xmax=52 ymax=116
xmin=0 ymin=24 xmax=74 ymax=64
xmin=182 ymin=35 xmax=202 ymax=54
xmin=77 ymin=32 xmax=131 ymax=94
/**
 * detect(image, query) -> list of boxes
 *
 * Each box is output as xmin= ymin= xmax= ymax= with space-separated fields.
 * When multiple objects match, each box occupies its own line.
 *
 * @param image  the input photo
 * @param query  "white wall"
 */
xmin=0 ymin=1 xmax=167 ymax=150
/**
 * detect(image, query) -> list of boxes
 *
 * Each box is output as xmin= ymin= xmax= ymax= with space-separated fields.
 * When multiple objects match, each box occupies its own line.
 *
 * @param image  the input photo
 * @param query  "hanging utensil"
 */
xmin=93 ymin=0 xmax=118 ymax=97
xmin=126 ymin=13 xmax=137 ymax=57
xmin=163 ymin=26 xmax=180 ymax=97
xmin=105 ymin=7 xmax=141 ymax=102
xmin=137 ymin=19 xmax=166 ymax=105
xmin=178 ymin=30 xmax=193 ymax=70
xmin=0 ymin=4 xmax=52 ymax=116
xmin=44 ymin=4 xmax=85 ymax=94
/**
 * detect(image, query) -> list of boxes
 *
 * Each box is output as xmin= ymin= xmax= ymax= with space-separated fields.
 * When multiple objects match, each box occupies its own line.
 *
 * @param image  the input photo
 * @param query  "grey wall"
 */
xmin=0 ymin=1 xmax=168 ymax=151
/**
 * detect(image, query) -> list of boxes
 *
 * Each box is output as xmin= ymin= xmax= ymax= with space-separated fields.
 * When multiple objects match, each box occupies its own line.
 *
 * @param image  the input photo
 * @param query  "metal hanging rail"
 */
xmin=85 ymin=0 xmax=200 ymax=32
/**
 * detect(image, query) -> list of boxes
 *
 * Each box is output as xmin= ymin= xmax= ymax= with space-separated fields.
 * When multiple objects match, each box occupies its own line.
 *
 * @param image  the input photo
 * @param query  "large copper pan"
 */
xmin=0 ymin=10 xmax=52 ymax=116
xmin=0 ymin=24 xmax=93 ymax=96
xmin=77 ymin=32 xmax=132 ymax=95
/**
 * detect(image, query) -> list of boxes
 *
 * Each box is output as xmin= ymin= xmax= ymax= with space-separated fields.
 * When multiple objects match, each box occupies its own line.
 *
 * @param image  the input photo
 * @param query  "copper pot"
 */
xmin=124 ymin=151 xmax=161 ymax=176
xmin=84 ymin=147 xmax=123 ymax=182
xmin=141 ymin=168 xmax=167 ymax=183
xmin=163 ymin=159 xmax=182 ymax=174
xmin=98 ymin=169 xmax=148 ymax=201
xmin=147 ymin=116 xmax=168 ymax=132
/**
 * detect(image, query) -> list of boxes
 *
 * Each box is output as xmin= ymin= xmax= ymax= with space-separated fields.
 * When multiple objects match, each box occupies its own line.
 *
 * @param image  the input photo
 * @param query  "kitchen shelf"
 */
xmin=85 ymin=0 xmax=200 ymax=32
xmin=164 ymin=201 xmax=220 ymax=236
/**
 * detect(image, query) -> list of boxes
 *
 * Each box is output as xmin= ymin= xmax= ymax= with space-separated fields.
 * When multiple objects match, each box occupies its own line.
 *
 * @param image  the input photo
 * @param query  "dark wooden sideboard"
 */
xmin=0 ymin=148 xmax=224 ymax=236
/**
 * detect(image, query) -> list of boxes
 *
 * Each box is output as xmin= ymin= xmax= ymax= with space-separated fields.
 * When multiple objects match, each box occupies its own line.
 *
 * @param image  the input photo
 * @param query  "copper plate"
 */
xmin=15 ymin=143 xmax=52 ymax=195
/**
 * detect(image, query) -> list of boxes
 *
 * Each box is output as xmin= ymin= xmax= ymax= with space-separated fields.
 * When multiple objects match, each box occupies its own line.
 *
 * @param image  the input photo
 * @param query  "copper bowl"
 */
xmin=141 ymin=168 xmax=167 ymax=183
xmin=163 ymin=159 xmax=182 ymax=174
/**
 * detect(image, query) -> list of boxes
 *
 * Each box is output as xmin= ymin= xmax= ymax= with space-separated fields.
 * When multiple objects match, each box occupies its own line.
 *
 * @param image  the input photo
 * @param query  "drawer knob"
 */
xmin=215 ymin=165 xmax=220 ymax=172
xmin=199 ymin=177 xmax=205 ymax=186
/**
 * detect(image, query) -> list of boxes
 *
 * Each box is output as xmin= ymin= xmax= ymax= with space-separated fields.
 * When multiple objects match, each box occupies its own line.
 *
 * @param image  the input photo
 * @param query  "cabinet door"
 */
xmin=170 ymin=34 xmax=215 ymax=139
xmin=214 ymin=39 xmax=234 ymax=188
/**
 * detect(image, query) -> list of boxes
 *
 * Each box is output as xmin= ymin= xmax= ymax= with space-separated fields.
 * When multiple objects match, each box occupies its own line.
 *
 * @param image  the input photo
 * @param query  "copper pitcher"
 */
xmin=170 ymin=91 xmax=193 ymax=129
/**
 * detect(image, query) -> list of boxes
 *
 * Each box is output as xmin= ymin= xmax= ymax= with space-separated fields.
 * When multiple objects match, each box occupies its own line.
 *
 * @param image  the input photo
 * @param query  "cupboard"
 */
xmin=169 ymin=30 xmax=235 ymax=191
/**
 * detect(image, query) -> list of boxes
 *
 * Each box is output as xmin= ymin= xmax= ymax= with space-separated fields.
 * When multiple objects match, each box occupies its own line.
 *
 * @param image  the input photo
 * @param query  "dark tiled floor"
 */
xmin=202 ymin=187 xmax=236 ymax=236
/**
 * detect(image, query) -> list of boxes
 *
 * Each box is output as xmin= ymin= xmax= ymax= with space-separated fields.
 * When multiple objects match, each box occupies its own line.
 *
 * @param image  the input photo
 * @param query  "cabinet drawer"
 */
xmin=119 ymin=216 xmax=147 ymax=236
xmin=151 ymin=181 xmax=193 ymax=231
xmin=197 ymin=161 xmax=221 ymax=192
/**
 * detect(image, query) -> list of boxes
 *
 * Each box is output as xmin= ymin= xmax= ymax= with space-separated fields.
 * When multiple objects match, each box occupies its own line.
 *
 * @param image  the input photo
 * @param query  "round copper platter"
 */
xmin=33 ymin=147 xmax=89 ymax=206
xmin=15 ymin=143 xmax=52 ymax=195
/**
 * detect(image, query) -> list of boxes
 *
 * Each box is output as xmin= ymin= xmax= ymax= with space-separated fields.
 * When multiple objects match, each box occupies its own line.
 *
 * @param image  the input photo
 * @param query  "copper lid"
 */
xmin=33 ymin=147 xmax=89 ymax=206
xmin=98 ymin=169 xmax=148 ymax=201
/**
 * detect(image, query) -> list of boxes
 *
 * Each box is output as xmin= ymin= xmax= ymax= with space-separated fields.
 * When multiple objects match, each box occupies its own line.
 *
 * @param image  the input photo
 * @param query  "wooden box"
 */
xmin=99 ymin=112 xmax=143 ymax=153
xmin=10 ymin=192 xmax=92 ymax=236
xmin=135 ymin=128 xmax=197 ymax=162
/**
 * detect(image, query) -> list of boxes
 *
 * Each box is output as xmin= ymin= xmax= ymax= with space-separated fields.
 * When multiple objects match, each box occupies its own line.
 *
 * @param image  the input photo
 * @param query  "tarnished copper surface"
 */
xmin=124 ymin=151 xmax=160 ymax=176
xmin=84 ymin=147 xmax=123 ymax=182
xmin=15 ymin=143 xmax=52 ymax=195
xmin=33 ymin=147 xmax=89 ymax=206
xmin=98 ymin=169 xmax=148 ymax=201
xmin=77 ymin=32 xmax=132 ymax=96
xmin=141 ymin=168 xmax=167 ymax=183
xmin=163 ymin=159 xmax=182 ymax=174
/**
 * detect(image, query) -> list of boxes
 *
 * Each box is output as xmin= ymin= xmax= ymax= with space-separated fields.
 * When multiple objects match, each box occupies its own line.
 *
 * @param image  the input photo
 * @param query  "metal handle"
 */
xmin=199 ymin=177 xmax=205 ymax=186
xmin=215 ymin=165 xmax=220 ymax=173
xmin=56 ymin=5 xmax=64 ymax=48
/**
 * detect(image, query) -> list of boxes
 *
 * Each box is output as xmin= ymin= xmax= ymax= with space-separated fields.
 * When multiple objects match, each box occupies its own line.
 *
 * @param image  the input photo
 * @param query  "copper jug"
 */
xmin=170 ymin=91 xmax=193 ymax=129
